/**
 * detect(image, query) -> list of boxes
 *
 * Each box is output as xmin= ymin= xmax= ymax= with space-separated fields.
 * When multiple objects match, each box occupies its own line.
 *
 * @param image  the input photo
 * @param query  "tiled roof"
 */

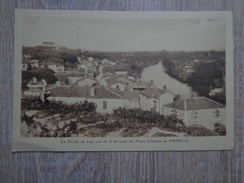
xmin=105 ymin=76 xmax=130 ymax=86
xmin=108 ymin=87 xmax=139 ymax=101
xmin=102 ymin=72 xmax=132 ymax=86
xmin=164 ymin=97 xmax=225 ymax=111
xmin=73 ymin=78 xmax=97 ymax=85
xmin=139 ymin=88 xmax=166 ymax=98
xmin=46 ymin=81 xmax=68 ymax=90
xmin=67 ymin=73 xmax=85 ymax=77
xmin=132 ymin=82 xmax=151 ymax=88
xmin=101 ymin=72 xmax=115 ymax=79
xmin=49 ymin=85 xmax=122 ymax=99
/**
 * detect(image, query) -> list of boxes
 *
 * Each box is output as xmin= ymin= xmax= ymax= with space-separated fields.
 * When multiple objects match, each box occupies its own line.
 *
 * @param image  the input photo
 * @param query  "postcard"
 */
xmin=13 ymin=9 xmax=234 ymax=151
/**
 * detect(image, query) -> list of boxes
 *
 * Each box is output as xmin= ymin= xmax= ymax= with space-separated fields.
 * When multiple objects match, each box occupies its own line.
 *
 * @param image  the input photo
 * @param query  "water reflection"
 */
xmin=141 ymin=62 xmax=198 ymax=99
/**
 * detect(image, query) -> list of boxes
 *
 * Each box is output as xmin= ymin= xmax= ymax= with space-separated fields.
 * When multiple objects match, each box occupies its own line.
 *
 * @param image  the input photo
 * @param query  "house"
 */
xmin=41 ymin=62 xmax=64 ymax=72
xmin=47 ymin=85 xmax=124 ymax=113
xmin=78 ymin=62 xmax=97 ymax=77
xmin=88 ymin=57 xmax=93 ymax=62
xmin=132 ymin=81 xmax=152 ymax=91
xmin=110 ymin=61 xmax=116 ymax=66
xmin=102 ymin=65 xmax=115 ymax=74
xmin=114 ymin=69 xmax=129 ymax=76
xmin=97 ymin=72 xmax=133 ymax=91
xmin=23 ymin=54 xmax=31 ymax=59
xmin=29 ymin=60 xmax=39 ymax=69
xmin=209 ymin=88 xmax=224 ymax=97
xmin=105 ymin=76 xmax=132 ymax=91
xmin=66 ymin=72 xmax=85 ymax=85
xmin=22 ymin=60 xmax=31 ymax=71
xmin=23 ymin=78 xmax=49 ymax=102
xmin=102 ymin=58 xmax=109 ymax=64
xmin=46 ymin=80 xmax=69 ymax=91
xmin=108 ymin=87 xmax=140 ymax=109
xmin=42 ymin=41 xmax=56 ymax=49
xmin=74 ymin=78 xmax=97 ymax=87
xmin=139 ymin=87 xmax=175 ymax=114
xmin=96 ymin=72 xmax=116 ymax=86
xmin=163 ymin=97 xmax=226 ymax=130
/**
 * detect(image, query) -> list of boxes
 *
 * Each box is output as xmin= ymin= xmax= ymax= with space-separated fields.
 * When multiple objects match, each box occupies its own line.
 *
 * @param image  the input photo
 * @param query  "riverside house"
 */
xmin=163 ymin=97 xmax=226 ymax=130
xmin=47 ymin=85 xmax=124 ymax=113
xmin=139 ymin=87 xmax=175 ymax=114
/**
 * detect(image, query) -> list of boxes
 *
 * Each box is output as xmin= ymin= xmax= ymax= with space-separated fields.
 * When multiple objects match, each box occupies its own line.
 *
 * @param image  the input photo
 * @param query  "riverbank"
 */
xmin=141 ymin=62 xmax=199 ymax=99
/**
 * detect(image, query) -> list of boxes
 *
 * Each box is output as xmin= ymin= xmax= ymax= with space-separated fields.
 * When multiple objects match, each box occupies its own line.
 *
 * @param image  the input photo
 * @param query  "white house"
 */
xmin=139 ymin=87 xmax=175 ymax=114
xmin=42 ymin=41 xmax=56 ymax=49
xmin=67 ymin=77 xmax=83 ymax=85
xmin=75 ymin=78 xmax=97 ymax=87
xmin=29 ymin=60 xmax=39 ymax=68
xmin=209 ymin=88 xmax=224 ymax=97
xmin=41 ymin=62 xmax=64 ymax=72
xmin=47 ymin=85 xmax=124 ymax=113
xmin=106 ymin=77 xmax=132 ymax=91
xmin=163 ymin=97 xmax=226 ymax=130
xmin=108 ymin=87 xmax=140 ymax=109
xmin=114 ymin=69 xmax=128 ymax=76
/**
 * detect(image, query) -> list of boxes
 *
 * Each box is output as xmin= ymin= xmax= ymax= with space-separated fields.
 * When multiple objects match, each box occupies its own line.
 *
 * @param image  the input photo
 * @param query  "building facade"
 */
xmin=163 ymin=97 xmax=226 ymax=130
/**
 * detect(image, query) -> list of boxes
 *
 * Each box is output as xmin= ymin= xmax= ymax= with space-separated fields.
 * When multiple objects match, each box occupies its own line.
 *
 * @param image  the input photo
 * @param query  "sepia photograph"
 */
xmin=13 ymin=10 xmax=234 ymax=151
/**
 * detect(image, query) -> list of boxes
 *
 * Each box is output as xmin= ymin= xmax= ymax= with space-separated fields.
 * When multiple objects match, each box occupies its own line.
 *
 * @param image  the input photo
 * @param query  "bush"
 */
xmin=113 ymin=107 xmax=185 ymax=130
xmin=21 ymin=98 xmax=97 ymax=114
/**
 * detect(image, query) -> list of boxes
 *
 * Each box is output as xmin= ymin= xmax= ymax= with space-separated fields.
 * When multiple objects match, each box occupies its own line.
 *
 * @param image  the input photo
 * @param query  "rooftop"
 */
xmin=108 ymin=87 xmax=140 ymax=101
xmin=164 ymin=97 xmax=226 ymax=111
xmin=44 ymin=62 xmax=64 ymax=66
xmin=49 ymin=85 xmax=122 ymax=99
xmin=105 ymin=76 xmax=131 ymax=86
xmin=139 ymin=87 xmax=166 ymax=98
xmin=101 ymin=72 xmax=115 ymax=79
xmin=73 ymin=78 xmax=97 ymax=85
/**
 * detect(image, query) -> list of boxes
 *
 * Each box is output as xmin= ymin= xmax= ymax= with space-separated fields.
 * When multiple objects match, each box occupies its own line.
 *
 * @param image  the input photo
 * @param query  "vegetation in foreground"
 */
xmin=21 ymin=99 xmax=221 ymax=137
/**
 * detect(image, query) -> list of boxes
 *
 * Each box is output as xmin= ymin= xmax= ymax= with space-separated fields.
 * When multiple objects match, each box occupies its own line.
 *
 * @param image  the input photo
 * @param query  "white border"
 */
xmin=13 ymin=10 xmax=234 ymax=151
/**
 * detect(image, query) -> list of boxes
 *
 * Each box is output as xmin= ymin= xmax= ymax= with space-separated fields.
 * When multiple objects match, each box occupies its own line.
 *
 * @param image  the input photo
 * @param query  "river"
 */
xmin=141 ymin=62 xmax=198 ymax=99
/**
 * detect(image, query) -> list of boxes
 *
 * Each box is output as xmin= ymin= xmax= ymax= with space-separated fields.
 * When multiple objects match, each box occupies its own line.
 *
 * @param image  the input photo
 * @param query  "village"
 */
xmin=21 ymin=42 xmax=226 ymax=137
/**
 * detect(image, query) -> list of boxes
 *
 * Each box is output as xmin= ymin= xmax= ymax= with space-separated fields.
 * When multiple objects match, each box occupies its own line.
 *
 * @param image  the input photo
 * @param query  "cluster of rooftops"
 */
xmin=44 ymin=70 xmax=225 ymax=111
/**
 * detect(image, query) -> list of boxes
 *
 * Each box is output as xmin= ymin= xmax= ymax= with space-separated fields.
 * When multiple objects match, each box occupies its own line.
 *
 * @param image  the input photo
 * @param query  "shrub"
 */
xmin=21 ymin=98 xmax=97 ymax=114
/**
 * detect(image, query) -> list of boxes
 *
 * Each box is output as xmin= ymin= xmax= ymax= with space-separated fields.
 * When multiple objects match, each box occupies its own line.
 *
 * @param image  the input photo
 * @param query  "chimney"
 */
xmin=184 ymin=99 xmax=187 ymax=111
xmin=90 ymin=88 xmax=95 ymax=96
xmin=150 ymin=80 xmax=154 ymax=87
xmin=85 ymin=67 xmax=88 ymax=78
xmin=174 ymin=95 xmax=180 ymax=101
xmin=163 ymin=85 xmax=167 ymax=92
xmin=56 ymin=81 xmax=61 ymax=86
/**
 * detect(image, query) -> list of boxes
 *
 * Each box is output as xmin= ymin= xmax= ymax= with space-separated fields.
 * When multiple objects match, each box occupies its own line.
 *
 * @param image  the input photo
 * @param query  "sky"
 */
xmin=22 ymin=15 xmax=226 ymax=52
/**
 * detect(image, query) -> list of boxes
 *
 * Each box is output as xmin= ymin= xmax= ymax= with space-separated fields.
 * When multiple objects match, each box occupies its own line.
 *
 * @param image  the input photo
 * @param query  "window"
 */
xmin=153 ymin=100 xmax=157 ymax=110
xmin=191 ymin=111 xmax=198 ymax=120
xmin=213 ymin=109 xmax=220 ymax=119
xmin=171 ymin=109 xmax=177 ymax=116
xmin=103 ymin=101 xmax=107 ymax=109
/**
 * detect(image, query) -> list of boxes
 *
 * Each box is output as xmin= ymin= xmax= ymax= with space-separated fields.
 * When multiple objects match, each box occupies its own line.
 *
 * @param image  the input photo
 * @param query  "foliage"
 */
xmin=113 ymin=107 xmax=185 ymax=130
xmin=162 ymin=59 xmax=179 ymax=79
xmin=22 ymin=68 xmax=58 ymax=84
xmin=22 ymin=46 xmax=79 ymax=68
xmin=21 ymin=98 xmax=97 ymax=114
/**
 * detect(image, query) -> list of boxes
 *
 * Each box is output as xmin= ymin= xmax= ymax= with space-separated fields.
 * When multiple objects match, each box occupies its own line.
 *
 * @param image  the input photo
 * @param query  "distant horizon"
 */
xmin=22 ymin=16 xmax=226 ymax=52
xmin=22 ymin=45 xmax=225 ymax=53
